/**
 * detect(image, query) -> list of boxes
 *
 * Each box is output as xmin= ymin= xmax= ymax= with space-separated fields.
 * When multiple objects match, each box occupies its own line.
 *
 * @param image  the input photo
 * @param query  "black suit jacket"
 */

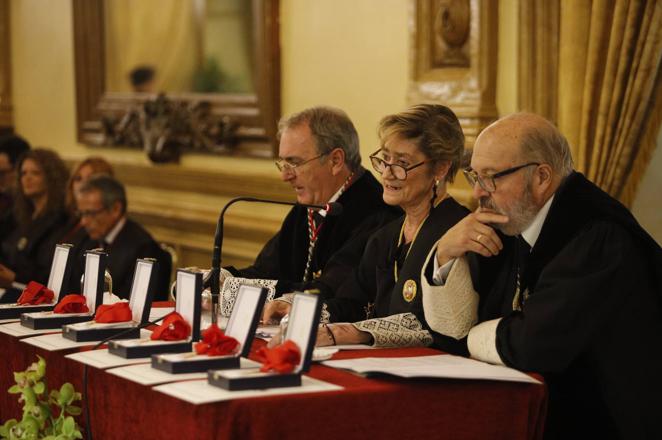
xmin=226 ymin=169 xmax=401 ymax=298
xmin=67 ymin=218 xmax=171 ymax=301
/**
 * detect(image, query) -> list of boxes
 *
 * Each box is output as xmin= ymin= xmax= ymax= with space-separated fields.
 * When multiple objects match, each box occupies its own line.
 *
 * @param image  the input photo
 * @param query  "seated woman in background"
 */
xmin=0 ymin=149 xmax=70 ymax=296
xmin=265 ymin=104 xmax=469 ymax=350
xmin=60 ymin=156 xmax=114 ymax=243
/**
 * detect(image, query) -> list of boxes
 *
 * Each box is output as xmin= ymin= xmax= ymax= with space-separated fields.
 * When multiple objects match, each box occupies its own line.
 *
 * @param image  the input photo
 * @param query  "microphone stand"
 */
xmin=209 ymin=197 xmax=342 ymax=325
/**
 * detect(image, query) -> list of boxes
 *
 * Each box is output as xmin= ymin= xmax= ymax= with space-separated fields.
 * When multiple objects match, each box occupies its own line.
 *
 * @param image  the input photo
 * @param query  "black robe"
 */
xmin=328 ymin=197 xmax=469 ymax=351
xmin=469 ymin=172 xmax=662 ymax=440
xmin=0 ymin=209 xmax=69 ymax=303
xmin=226 ymin=169 xmax=401 ymax=298
xmin=66 ymin=219 xmax=172 ymax=301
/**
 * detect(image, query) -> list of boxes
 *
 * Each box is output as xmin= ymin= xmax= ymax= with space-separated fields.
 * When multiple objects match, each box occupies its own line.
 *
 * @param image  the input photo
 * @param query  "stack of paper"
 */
xmin=323 ymin=354 xmax=540 ymax=384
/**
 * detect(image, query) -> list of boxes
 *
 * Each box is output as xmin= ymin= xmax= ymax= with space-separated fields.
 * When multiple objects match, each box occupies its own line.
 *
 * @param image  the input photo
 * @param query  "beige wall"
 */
xmin=9 ymin=0 xmax=660 ymax=242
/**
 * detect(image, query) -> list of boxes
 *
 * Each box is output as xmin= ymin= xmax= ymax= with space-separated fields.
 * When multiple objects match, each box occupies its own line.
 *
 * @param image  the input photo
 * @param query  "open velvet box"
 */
xmin=208 ymin=292 xmax=322 ymax=391
xmin=108 ymin=269 xmax=203 ymax=358
xmin=151 ymin=284 xmax=267 ymax=374
xmin=20 ymin=250 xmax=106 ymax=329
xmin=62 ymin=258 xmax=158 ymax=342
xmin=0 ymin=244 xmax=73 ymax=320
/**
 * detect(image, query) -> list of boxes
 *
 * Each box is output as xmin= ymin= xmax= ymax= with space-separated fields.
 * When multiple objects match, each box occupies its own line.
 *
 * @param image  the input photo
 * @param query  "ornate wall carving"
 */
xmin=410 ymin=0 xmax=498 ymax=145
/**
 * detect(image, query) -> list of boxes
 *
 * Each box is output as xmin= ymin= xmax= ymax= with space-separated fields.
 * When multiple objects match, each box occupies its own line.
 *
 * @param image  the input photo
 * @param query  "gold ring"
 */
xmin=476 ymin=234 xmax=483 ymax=242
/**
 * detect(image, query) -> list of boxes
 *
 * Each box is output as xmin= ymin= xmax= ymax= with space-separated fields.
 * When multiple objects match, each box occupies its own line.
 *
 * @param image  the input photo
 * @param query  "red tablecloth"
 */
xmin=0 ymin=309 xmax=547 ymax=440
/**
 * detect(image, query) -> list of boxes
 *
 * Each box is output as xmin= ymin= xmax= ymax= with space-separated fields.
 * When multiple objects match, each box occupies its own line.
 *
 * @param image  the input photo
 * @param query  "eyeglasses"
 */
xmin=275 ymin=153 xmax=327 ymax=174
xmin=369 ymin=149 xmax=430 ymax=181
xmin=463 ymin=162 xmax=540 ymax=193
xmin=76 ymin=207 xmax=107 ymax=218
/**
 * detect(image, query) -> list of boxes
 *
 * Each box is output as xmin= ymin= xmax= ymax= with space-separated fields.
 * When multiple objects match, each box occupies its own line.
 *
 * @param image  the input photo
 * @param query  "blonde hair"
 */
xmin=378 ymin=104 xmax=465 ymax=182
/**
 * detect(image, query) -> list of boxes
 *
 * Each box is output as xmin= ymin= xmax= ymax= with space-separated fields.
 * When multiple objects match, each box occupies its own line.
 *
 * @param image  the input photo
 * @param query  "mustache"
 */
xmin=479 ymin=196 xmax=497 ymax=211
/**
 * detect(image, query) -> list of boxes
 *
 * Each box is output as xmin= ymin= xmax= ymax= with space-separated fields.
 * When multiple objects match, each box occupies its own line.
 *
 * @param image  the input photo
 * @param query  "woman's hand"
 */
xmin=262 ymin=300 xmax=291 ymax=325
xmin=315 ymin=323 xmax=372 ymax=347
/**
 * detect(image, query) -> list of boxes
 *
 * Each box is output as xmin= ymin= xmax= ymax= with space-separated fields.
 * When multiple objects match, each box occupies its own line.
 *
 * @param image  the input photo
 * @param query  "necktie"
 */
xmin=512 ymin=235 xmax=532 ymax=311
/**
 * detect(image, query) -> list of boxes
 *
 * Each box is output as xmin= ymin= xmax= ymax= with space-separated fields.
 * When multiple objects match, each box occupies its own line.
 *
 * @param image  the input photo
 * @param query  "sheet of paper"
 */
xmin=332 ymin=344 xmax=377 ymax=350
xmin=323 ymin=354 xmax=541 ymax=385
xmin=0 ymin=322 xmax=59 ymax=338
xmin=21 ymin=329 xmax=152 ymax=352
xmin=154 ymin=376 xmax=342 ymax=405
xmin=66 ymin=349 xmax=151 ymax=369
xmin=107 ymin=358 xmax=261 ymax=386
xmin=0 ymin=318 xmax=19 ymax=324
xmin=66 ymin=320 xmax=136 ymax=330
xmin=149 ymin=307 xmax=174 ymax=322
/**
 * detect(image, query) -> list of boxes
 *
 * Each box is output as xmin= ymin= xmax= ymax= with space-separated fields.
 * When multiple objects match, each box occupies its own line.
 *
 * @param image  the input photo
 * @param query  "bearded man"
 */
xmin=421 ymin=113 xmax=662 ymax=439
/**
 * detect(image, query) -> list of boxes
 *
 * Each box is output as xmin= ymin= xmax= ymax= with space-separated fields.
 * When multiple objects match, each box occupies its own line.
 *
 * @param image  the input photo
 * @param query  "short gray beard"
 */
xmin=479 ymin=182 xmax=539 ymax=236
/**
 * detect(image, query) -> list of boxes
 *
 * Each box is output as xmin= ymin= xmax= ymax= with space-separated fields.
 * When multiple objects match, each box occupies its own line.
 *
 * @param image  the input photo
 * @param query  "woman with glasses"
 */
xmin=313 ymin=104 xmax=470 ymax=349
xmin=0 ymin=149 xmax=69 ymax=298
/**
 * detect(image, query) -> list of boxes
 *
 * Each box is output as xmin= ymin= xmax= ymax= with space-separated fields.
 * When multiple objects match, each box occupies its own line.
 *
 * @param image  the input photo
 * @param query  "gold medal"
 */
xmin=17 ymin=237 xmax=28 ymax=251
xmin=402 ymin=279 xmax=417 ymax=302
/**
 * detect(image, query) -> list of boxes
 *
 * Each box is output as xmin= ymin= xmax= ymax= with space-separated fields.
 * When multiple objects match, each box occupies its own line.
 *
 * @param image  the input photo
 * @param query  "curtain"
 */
xmin=104 ymin=0 xmax=199 ymax=93
xmin=557 ymin=0 xmax=662 ymax=206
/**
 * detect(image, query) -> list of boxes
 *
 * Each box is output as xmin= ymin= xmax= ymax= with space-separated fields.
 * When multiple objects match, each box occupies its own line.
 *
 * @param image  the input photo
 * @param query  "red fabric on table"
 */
xmin=16 ymin=281 xmax=54 ymax=305
xmin=82 ymin=340 xmax=547 ymax=440
xmin=194 ymin=324 xmax=239 ymax=356
xmin=53 ymin=294 xmax=89 ymax=314
xmin=255 ymin=340 xmax=301 ymax=373
xmin=0 ymin=301 xmax=547 ymax=440
xmin=150 ymin=312 xmax=191 ymax=341
xmin=94 ymin=302 xmax=132 ymax=323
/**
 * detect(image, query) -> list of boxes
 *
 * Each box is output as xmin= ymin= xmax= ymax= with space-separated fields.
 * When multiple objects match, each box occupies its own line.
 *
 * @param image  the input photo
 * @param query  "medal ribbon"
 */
xmin=301 ymin=170 xmax=355 ymax=282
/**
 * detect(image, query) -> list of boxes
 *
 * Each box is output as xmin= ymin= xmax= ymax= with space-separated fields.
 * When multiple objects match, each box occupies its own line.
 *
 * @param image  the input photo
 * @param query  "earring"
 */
xmin=434 ymin=179 xmax=440 ymax=187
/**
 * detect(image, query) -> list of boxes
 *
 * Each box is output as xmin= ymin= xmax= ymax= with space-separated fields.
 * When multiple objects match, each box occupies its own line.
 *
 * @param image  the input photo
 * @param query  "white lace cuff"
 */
xmin=353 ymin=313 xmax=433 ymax=348
xmin=467 ymin=318 xmax=504 ymax=365
xmin=421 ymin=246 xmax=478 ymax=339
xmin=220 ymin=277 xmax=277 ymax=317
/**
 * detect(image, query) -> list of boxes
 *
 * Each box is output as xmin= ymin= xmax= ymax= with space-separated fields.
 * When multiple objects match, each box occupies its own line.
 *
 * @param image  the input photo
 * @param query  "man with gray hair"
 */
xmin=224 ymin=106 xmax=398 ymax=317
xmin=67 ymin=175 xmax=171 ymax=301
xmin=421 ymin=113 xmax=662 ymax=439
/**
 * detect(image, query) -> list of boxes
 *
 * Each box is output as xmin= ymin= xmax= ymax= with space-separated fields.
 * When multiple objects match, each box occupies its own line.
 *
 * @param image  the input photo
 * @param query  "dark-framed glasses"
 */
xmin=76 ymin=207 xmax=108 ymax=218
xmin=369 ymin=149 xmax=429 ymax=181
xmin=463 ymin=162 xmax=540 ymax=193
xmin=275 ymin=153 xmax=327 ymax=174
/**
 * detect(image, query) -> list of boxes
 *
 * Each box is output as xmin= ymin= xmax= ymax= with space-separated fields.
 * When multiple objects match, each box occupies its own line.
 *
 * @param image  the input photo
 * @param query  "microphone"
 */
xmin=209 ymin=197 xmax=343 ymax=325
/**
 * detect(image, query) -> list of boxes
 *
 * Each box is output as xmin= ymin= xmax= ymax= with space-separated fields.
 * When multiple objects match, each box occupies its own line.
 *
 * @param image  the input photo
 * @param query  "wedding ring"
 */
xmin=476 ymin=234 xmax=483 ymax=242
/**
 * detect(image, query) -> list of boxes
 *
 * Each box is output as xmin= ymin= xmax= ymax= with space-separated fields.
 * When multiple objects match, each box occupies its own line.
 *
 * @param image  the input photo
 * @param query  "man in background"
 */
xmin=0 ymin=135 xmax=31 ymax=244
xmin=68 ymin=175 xmax=171 ymax=301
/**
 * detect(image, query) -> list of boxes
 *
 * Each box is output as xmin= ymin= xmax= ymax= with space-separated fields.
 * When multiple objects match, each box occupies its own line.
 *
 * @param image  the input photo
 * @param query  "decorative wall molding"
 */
xmin=518 ymin=0 xmax=560 ymax=124
xmin=409 ymin=0 xmax=499 ymax=145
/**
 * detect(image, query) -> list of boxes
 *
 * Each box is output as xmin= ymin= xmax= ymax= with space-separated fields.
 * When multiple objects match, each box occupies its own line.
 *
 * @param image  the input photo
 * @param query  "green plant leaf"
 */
xmin=7 ymin=385 xmax=21 ymax=394
xmin=0 ymin=419 xmax=17 ymax=437
xmin=65 ymin=406 xmax=81 ymax=416
xmin=32 ymin=382 xmax=45 ymax=395
xmin=22 ymin=387 xmax=37 ymax=406
xmin=58 ymin=383 xmax=75 ymax=406
xmin=62 ymin=417 xmax=75 ymax=436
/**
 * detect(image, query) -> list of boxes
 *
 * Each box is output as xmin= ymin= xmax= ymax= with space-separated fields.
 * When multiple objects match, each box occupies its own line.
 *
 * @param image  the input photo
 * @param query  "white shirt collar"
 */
xmin=104 ymin=216 xmax=126 ymax=245
xmin=520 ymin=195 xmax=554 ymax=248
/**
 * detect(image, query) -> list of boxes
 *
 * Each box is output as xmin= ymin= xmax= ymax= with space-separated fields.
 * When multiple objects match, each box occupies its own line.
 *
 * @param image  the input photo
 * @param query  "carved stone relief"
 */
xmin=410 ymin=0 xmax=498 ymax=145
